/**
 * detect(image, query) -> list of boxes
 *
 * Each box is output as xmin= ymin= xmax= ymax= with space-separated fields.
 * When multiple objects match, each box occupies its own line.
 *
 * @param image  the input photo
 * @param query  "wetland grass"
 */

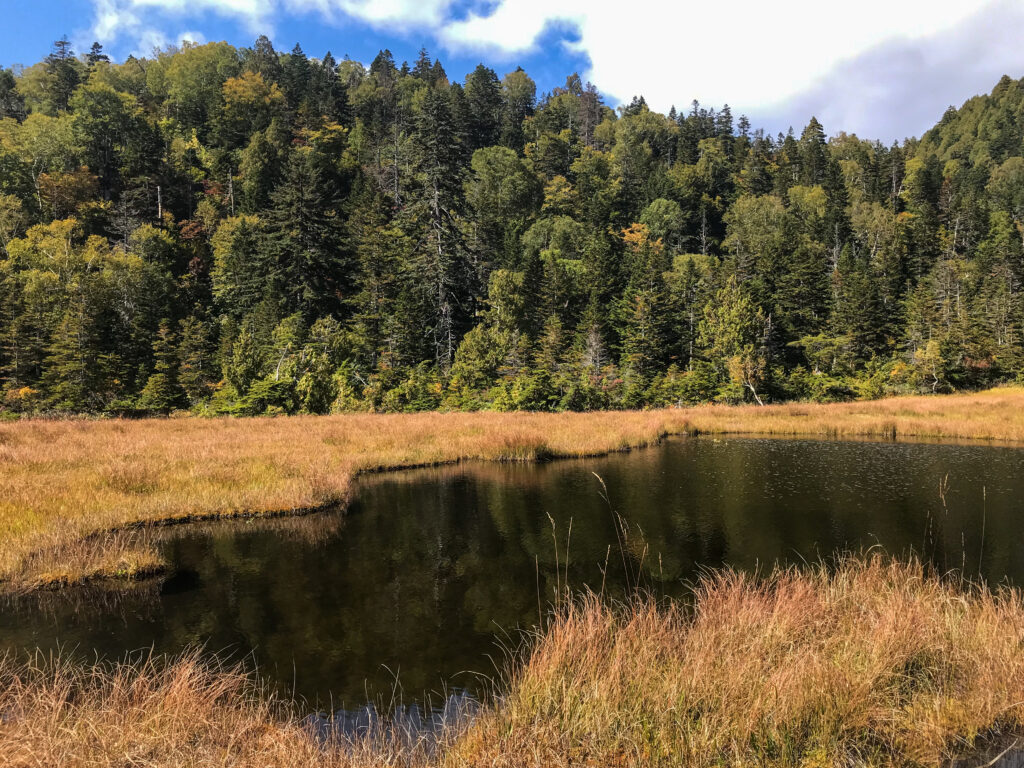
xmin=3 ymin=387 xmax=1024 ymax=590
xmin=2 ymin=556 xmax=1022 ymax=767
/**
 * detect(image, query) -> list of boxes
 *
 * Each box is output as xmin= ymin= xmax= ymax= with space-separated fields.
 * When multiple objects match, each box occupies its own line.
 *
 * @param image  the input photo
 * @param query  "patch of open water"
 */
xmin=2 ymin=436 xmax=1022 ymax=709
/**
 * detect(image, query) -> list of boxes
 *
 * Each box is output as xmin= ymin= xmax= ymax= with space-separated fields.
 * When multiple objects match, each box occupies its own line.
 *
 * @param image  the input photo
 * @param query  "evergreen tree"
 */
xmin=260 ymin=150 xmax=350 ymax=318
xmin=44 ymin=36 xmax=80 ymax=112
xmin=830 ymin=247 xmax=886 ymax=364
xmin=137 ymin=320 xmax=184 ymax=412
xmin=464 ymin=64 xmax=503 ymax=150
xmin=413 ymin=84 xmax=471 ymax=370
xmin=0 ymin=42 xmax=1021 ymax=414
xmin=699 ymin=274 xmax=769 ymax=404
xmin=618 ymin=224 xmax=670 ymax=380
xmin=799 ymin=117 xmax=828 ymax=185
xmin=0 ymin=69 xmax=26 ymax=120
xmin=177 ymin=310 xmax=219 ymax=404
xmin=500 ymin=68 xmax=535 ymax=151
xmin=86 ymin=42 xmax=110 ymax=69
xmin=246 ymin=35 xmax=283 ymax=84
xmin=281 ymin=44 xmax=312 ymax=114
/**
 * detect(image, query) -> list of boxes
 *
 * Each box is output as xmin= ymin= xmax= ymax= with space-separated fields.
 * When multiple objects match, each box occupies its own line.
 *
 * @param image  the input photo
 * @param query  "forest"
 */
xmin=1 ymin=37 xmax=1024 ymax=415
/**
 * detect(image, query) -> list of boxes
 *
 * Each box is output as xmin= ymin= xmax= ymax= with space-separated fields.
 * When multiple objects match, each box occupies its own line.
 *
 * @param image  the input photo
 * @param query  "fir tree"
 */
xmin=261 ymin=150 xmax=350 ymax=318
xmin=44 ymin=36 xmax=80 ymax=112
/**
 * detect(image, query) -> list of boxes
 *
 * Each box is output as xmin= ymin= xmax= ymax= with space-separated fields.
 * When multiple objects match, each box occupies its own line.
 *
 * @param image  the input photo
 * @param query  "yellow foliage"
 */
xmin=620 ymin=222 xmax=664 ymax=255
xmin=222 ymin=71 xmax=284 ymax=110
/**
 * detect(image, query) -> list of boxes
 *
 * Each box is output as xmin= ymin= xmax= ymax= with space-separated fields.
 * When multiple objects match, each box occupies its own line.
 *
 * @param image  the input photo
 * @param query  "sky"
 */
xmin=1 ymin=0 xmax=1024 ymax=142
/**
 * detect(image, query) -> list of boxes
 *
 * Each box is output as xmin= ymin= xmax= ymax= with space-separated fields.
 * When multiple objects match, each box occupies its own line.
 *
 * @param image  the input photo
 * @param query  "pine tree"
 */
xmin=261 ymin=150 xmax=350 ymax=318
xmin=350 ymin=199 xmax=411 ymax=369
xmin=799 ymin=117 xmax=828 ymax=186
xmin=464 ymin=64 xmax=503 ymax=151
xmin=43 ymin=306 xmax=97 ymax=411
xmin=177 ymin=311 xmax=219 ymax=404
xmin=411 ymin=48 xmax=434 ymax=82
xmin=413 ymin=84 xmax=471 ymax=370
xmin=246 ymin=35 xmax=283 ymax=84
xmin=281 ymin=44 xmax=312 ymax=114
xmin=137 ymin=320 xmax=184 ymax=412
xmin=699 ymin=274 xmax=769 ymax=404
xmin=831 ymin=247 xmax=886 ymax=364
xmin=44 ymin=36 xmax=81 ymax=112
xmin=0 ymin=68 xmax=26 ymax=120
xmin=310 ymin=52 xmax=348 ymax=123
xmin=86 ymin=42 xmax=109 ymax=68
xmin=618 ymin=224 xmax=670 ymax=380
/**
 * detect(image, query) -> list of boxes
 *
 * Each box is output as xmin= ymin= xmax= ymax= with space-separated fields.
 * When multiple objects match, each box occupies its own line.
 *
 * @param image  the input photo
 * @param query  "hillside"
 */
xmin=1 ymin=39 xmax=1023 ymax=415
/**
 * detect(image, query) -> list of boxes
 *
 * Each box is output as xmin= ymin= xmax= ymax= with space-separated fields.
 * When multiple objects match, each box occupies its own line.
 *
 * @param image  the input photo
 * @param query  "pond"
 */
xmin=2 ymin=436 xmax=1023 ymax=710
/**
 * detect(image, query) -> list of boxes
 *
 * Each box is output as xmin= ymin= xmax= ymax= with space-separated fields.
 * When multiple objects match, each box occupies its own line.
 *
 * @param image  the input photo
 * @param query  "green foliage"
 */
xmin=1 ymin=42 xmax=1023 ymax=417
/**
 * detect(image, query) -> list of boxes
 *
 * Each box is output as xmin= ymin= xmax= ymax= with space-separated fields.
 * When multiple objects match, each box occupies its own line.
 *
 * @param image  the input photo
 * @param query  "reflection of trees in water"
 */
xmin=2 ymin=438 xmax=1023 ymax=710
xmin=359 ymin=438 xmax=1024 ymax=605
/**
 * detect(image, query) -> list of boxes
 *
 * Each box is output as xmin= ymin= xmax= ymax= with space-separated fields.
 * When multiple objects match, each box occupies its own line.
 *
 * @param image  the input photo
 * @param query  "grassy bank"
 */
xmin=3 ymin=557 xmax=1022 ymax=767
xmin=3 ymin=387 xmax=1024 ymax=590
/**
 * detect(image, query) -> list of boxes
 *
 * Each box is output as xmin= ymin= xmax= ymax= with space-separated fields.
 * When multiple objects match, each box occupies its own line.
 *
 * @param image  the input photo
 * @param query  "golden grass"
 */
xmin=456 ymin=556 xmax=1024 ymax=766
xmin=3 ymin=556 xmax=1022 ymax=767
xmin=3 ymin=387 xmax=1024 ymax=590
xmin=0 ymin=651 xmax=459 ymax=768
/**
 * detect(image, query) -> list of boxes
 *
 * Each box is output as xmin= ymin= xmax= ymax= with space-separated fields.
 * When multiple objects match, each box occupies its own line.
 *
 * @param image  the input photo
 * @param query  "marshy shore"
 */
xmin=3 ymin=387 xmax=1024 ymax=591
xmin=2 ymin=556 xmax=1022 ymax=767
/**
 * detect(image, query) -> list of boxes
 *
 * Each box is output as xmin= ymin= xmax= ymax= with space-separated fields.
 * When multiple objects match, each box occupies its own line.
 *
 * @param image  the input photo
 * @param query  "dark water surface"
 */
xmin=2 ymin=437 xmax=1023 ymax=708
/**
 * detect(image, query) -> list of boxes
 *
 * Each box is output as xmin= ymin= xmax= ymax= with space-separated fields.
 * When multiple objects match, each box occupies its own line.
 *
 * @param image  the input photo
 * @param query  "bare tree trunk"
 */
xmin=746 ymin=381 xmax=765 ymax=406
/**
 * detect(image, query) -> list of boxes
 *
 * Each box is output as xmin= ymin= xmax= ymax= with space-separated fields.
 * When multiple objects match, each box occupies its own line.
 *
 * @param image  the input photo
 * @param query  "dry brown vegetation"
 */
xmin=3 ymin=556 xmax=1023 ymax=767
xmin=0 ymin=651 xmax=460 ymax=768
xmin=3 ymin=387 xmax=1024 ymax=590
xmin=456 ymin=556 xmax=1024 ymax=767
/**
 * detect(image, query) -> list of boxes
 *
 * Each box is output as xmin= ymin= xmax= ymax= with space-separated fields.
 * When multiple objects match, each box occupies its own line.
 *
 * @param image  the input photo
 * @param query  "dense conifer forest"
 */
xmin=1 ymin=37 xmax=1023 ymax=415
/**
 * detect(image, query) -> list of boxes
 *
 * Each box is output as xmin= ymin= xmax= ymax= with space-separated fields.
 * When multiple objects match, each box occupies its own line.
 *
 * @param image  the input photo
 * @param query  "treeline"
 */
xmin=1 ymin=37 xmax=1023 ymax=415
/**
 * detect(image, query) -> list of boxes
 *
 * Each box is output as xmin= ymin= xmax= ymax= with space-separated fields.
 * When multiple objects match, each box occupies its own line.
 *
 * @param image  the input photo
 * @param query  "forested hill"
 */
xmin=1 ymin=39 xmax=1023 ymax=415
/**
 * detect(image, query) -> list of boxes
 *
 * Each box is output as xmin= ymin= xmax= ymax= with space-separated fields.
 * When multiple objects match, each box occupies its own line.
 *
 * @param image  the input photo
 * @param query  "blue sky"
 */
xmin=0 ymin=0 xmax=592 ymax=102
xmin=2 ymin=0 xmax=1024 ymax=142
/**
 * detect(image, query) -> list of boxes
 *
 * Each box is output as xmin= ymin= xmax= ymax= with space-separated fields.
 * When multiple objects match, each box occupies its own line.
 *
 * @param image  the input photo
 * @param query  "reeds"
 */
xmin=455 ymin=555 xmax=1024 ymax=766
xmin=2 ymin=556 xmax=1022 ymax=766
xmin=3 ymin=387 xmax=1024 ymax=590
xmin=0 ymin=650 xmax=458 ymax=768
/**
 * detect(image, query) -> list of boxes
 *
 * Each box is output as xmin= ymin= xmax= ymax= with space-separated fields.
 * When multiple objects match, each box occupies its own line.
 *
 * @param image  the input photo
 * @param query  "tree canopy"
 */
xmin=2 ymin=37 xmax=1024 ymax=415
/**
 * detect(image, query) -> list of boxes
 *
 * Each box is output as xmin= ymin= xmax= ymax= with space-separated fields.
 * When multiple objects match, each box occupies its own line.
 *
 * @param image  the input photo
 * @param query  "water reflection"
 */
xmin=304 ymin=691 xmax=476 ymax=745
xmin=2 ymin=437 xmax=1022 ymax=708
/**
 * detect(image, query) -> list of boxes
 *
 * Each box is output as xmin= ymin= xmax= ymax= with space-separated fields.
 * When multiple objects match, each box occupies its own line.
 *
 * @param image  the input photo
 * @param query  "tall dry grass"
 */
xmin=3 ymin=387 xmax=1024 ymax=590
xmin=0 ymin=651 xmax=459 ymax=768
xmin=454 ymin=555 xmax=1024 ymax=767
xmin=2 ymin=556 xmax=1022 ymax=767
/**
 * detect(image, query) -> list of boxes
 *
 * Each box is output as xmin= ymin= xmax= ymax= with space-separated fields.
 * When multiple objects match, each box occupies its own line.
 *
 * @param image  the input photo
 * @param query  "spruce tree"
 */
xmin=261 ymin=150 xmax=349 ymax=318
xmin=464 ymin=64 xmax=503 ymax=151
xmin=44 ymin=36 xmax=80 ymax=112
xmin=137 ymin=320 xmax=184 ymax=412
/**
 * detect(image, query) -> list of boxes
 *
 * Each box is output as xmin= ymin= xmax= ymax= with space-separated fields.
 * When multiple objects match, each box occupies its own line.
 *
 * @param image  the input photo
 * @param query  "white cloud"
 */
xmin=758 ymin=0 xmax=1024 ymax=140
xmin=439 ymin=0 xmax=1004 ymax=111
xmin=178 ymin=29 xmax=208 ymax=45
xmin=89 ymin=0 xmax=142 ymax=42
xmin=290 ymin=0 xmax=455 ymax=28
xmin=89 ymin=0 xmax=452 ymax=46
xmin=440 ymin=1 xmax=567 ymax=54
xmin=130 ymin=0 xmax=274 ymax=31
xmin=84 ymin=0 xmax=1024 ymax=139
xmin=86 ymin=0 xmax=272 ymax=51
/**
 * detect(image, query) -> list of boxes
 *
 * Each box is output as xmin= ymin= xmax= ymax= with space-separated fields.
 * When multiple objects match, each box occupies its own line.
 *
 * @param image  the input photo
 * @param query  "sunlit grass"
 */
xmin=457 ymin=555 xmax=1024 ymax=766
xmin=3 ymin=387 xmax=1024 ymax=590
xmin=0 ymin=650 xmax=460 ymax=768
xmin=3 ymin=556 xmax=1022 ymax=766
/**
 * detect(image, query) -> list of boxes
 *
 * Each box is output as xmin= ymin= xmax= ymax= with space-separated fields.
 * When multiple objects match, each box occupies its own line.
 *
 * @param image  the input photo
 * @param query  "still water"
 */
xmin=2 ymin=437 xmax=1023 ymax=708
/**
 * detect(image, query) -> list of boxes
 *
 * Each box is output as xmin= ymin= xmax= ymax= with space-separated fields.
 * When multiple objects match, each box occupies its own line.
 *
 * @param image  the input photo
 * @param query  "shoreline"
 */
xmin=3 ymin=556 xmax=1022 ymax=767
xmin=3 ymin=387 xmax=1024 ymax=592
